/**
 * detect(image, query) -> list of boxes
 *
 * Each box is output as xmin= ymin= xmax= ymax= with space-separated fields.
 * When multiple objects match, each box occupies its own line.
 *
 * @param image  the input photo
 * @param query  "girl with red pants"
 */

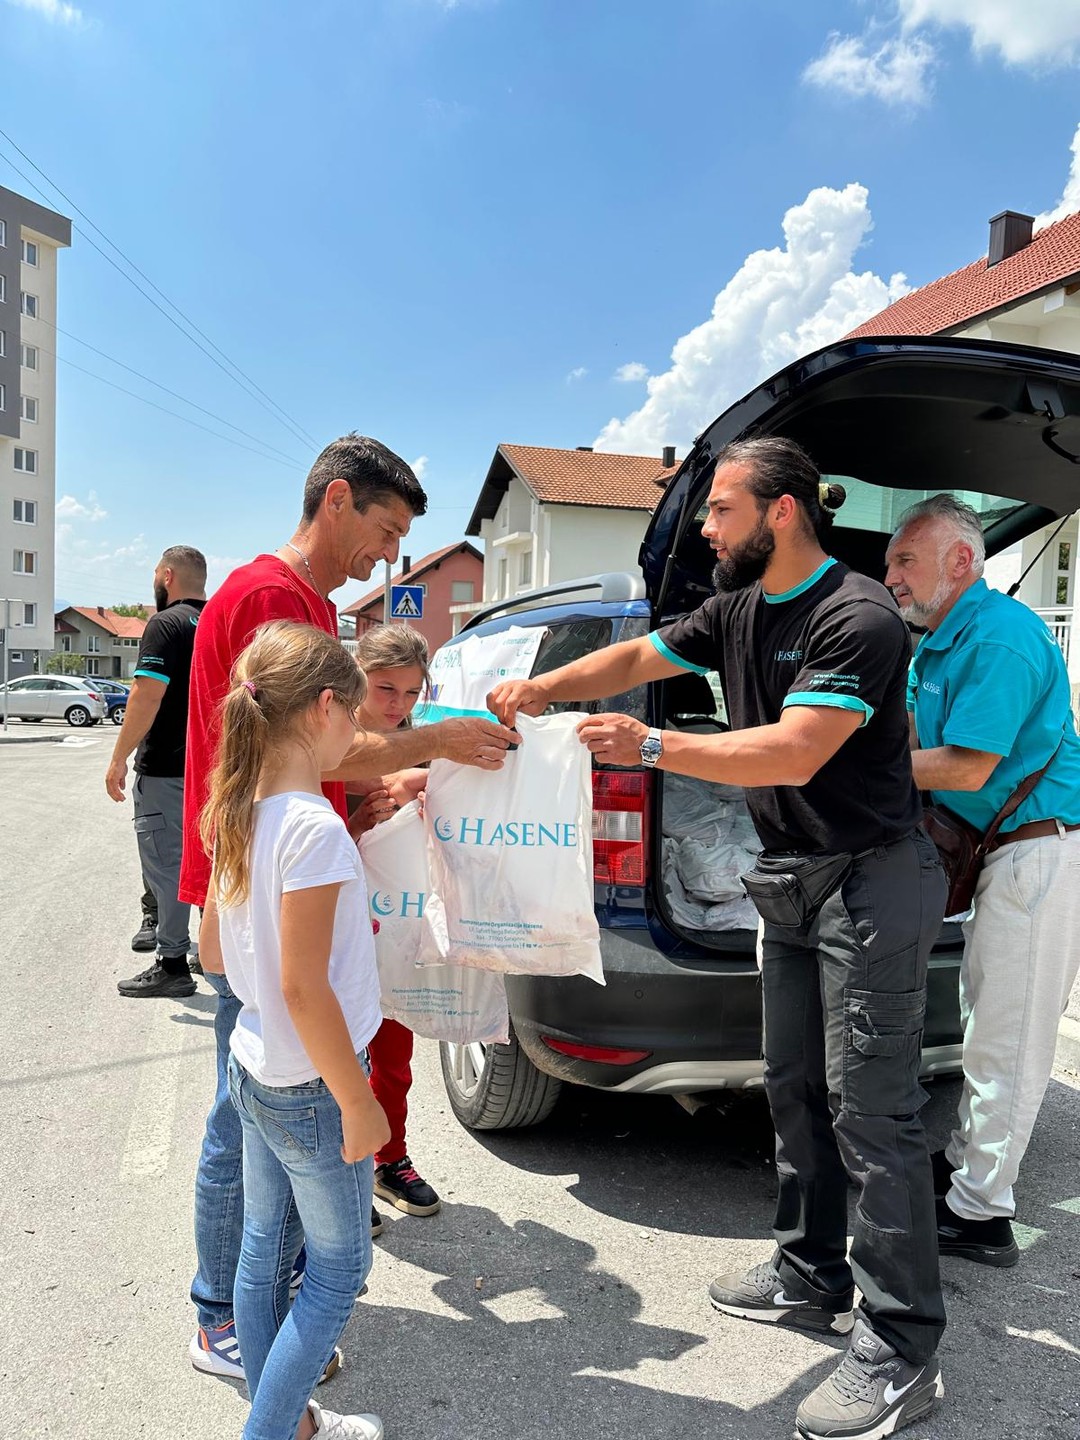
xmin=348 ymin=625 xmax=441 ymax=1228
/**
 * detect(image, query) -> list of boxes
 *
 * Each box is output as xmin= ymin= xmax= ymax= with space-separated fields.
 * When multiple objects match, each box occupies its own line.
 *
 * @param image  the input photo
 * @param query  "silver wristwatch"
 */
xmin=639 ymin=727 xmax=664 ymax=768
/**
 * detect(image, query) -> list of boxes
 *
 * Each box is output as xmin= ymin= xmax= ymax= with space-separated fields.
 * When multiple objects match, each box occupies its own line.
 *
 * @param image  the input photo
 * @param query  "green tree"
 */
xmin=111 ymin=603 xmax=149 ymax=619
xmin=46 ymin=652 xmax=87 ymax=675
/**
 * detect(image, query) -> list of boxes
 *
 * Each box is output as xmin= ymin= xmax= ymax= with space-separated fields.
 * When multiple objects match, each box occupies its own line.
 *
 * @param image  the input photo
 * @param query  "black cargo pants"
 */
xmin=760 ymin=827 xmax=947 ymax=1364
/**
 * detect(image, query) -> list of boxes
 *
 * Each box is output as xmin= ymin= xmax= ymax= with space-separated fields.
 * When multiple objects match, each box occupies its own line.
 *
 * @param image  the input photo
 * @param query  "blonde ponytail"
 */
xmin=200 ymin=621 xmax=366 ymax=905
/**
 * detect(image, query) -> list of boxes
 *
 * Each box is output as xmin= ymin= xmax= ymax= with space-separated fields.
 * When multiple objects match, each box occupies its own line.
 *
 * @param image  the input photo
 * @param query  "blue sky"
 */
xmin=2 ymin=0 xmax=1080 ymax=609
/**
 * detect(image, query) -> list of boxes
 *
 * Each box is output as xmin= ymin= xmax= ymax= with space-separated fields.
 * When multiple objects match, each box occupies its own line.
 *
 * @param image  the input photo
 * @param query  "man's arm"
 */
xmin=487 ymin=635 xmax=680 ymax=727
xmin=576 ymin=705 xmax=863 ymax=787
xmin=911 ymin=745 xmax=1001 ymax=793
xmin=325 ymin=715 xmax=520 ymax=782
xmin=105 ymin=677 xmax=166 ymax=801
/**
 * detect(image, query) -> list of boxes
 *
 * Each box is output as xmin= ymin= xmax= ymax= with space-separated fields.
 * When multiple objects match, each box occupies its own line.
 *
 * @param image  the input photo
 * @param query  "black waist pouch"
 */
xmin=740 ymin=850 xmax=853 ymax=929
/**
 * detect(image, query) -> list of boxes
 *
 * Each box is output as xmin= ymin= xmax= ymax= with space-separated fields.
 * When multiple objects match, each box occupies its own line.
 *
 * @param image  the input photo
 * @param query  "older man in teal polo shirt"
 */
xmin=886 ymin=493 xmax=1080 ymax=1268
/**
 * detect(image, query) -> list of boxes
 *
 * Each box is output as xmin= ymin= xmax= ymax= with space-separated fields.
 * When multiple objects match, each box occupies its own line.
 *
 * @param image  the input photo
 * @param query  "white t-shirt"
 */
xmin=220 ymin=792 xmax=381 ymax=1086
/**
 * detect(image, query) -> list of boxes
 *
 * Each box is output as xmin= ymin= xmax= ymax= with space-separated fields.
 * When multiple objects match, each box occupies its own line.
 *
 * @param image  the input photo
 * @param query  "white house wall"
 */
xmin=544 ymin=506 xmax=649 ymax=587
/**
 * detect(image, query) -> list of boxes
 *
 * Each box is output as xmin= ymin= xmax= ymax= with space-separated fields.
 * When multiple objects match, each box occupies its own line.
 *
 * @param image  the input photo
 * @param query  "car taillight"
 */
xmin=592 ymin=769 xmax=651 ymax=886
xmin=88 ymin=691 xmax=103 ymax=702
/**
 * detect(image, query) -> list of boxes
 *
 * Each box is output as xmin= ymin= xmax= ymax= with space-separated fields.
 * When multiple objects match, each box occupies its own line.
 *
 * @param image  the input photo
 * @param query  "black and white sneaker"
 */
xmin=795 ymin=1318 xmax=943 ymax=1439
xmin=708 ymin=1262 xmax=854 ymax=1335
xmin=936 ymin=1197 xmax=1019 ymax=1267
xmin=374 ymin=1158 xmax=441 ymax=1216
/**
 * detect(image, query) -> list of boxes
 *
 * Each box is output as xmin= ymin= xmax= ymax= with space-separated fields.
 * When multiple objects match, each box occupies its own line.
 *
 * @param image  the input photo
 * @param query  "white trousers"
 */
xmin=945 ymin=828 xmax=1080 ymax=1220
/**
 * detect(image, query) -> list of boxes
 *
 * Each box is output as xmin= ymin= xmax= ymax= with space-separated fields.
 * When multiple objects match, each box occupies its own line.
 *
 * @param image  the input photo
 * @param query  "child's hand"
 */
xmin=347 ymin=789 xmax=397 ymax=840
xmin=341 ymin=1094 xmax=391 ymax=1164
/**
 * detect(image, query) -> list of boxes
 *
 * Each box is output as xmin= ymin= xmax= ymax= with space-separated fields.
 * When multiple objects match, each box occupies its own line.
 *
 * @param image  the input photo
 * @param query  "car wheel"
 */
xmin=111 ymin=705 xmax=126 ymax=725
xmin=65 ymin=705 xmax=91 ymax=728
xmin=439 ymin=1021 xmax=562 ymax=1130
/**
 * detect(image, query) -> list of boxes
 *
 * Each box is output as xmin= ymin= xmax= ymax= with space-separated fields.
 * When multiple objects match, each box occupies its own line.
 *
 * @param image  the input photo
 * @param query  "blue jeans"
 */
xmin=190 ymin=972 xmax=245 ymax=1329
xmin=228 ymin=1052 xmax=374 ymax=1440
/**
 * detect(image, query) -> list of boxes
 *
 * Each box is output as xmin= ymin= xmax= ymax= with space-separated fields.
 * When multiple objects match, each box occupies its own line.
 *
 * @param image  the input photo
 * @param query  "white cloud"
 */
xmin=205 ymin=555 xmax=248 ymax=599
xmin=593 ymin=183 xmax=909 ymax=457
xmin=614 ymin=362 xmax=650 ymax=383
xmin=804 ymin=32 xmax=936 ymax=105
xmin=56 ymin=491 xmax=107 ymax=522
xmin=53 ymin=492 xmax=153 ymax=601
xmin=410 ymin=454 xmax=429 ymax=481
xmin=899 ymin=0 xmax=1080 ymax=67
xmin=1036 ymin=122 xmax=1080 ymax=228
xmin=566 ymin=367 xmax=588 ymax=383
xmin=6 ymin=0 xmax=86 ymax=26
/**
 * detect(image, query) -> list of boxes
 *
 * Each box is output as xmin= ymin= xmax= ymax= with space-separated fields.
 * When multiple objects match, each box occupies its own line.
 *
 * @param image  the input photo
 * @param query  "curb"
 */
xmin=0 ymin=733 xmax=69 ymax=746
xmin=1055 ymin=1013 xmax=1080 ymax=1080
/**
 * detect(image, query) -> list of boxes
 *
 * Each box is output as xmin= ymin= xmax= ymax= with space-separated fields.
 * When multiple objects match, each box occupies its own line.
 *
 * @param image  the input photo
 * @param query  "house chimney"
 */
xmin=988 ymin=210 xmax=1034 ymax=267
xmin=97 ymin=606 xmax=105 ymax=616
xmin=576 ymin=445 xmax=593 ymax=452
xmin=662 ymin=445 xmax=676 ymax=468
xmin=401 ymin=555 xmax=411 ymax=575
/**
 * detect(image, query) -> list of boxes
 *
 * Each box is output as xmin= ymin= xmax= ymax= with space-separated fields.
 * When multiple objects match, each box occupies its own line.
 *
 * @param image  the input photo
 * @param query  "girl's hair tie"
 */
xmin=243 ymin=681 xmax=257 ymax=698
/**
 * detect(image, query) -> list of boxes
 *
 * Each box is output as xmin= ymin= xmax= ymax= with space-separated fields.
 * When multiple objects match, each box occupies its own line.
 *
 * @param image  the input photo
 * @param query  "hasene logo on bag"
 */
xmin=370 ymin=890 xmax=427 ymax=919
xmin=433 ymin=815 xmax=579 ymax=848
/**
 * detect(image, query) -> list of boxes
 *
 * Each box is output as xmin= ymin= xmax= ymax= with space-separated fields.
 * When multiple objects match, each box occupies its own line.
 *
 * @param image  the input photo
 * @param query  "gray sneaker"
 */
xmin=708 ymin=1261 xmax=854 ymax=1335
xmin=795 ymin=1318 xmax=943 ymax=1439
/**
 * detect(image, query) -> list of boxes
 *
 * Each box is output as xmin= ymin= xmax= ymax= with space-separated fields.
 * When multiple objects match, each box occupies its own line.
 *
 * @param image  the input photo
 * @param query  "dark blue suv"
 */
xmin=438 ymin=335 xmax=1080 ymax=1129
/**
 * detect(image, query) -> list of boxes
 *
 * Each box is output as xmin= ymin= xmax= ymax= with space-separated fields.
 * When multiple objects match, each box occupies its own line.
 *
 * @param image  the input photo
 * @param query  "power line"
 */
xmin=29 ymin=337 xmax=305 ymax=469
xmin=0 ymin=132 xmax=319 ymax=452
xmin=29 ymin=314 xmax=305 ymax=467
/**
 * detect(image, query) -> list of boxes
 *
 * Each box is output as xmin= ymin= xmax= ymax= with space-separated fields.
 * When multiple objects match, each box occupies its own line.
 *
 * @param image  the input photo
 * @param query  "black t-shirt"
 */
xmin=133 ymin=598 xmax=206 ymax=777
xmin=655 ymin=559 xmax=920 ymax=854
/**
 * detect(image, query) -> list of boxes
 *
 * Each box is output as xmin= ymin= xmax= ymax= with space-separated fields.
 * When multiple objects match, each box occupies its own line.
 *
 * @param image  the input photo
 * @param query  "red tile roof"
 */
xmin=341 ymin=541 xmax=483 ymax=618
xmin=67 ymin=606 xmax=147 ymax=638
xmin=846 ymin=210 xmax=1080 ymax=338
xmin=499 ymin=444 xmax=677 ymax=509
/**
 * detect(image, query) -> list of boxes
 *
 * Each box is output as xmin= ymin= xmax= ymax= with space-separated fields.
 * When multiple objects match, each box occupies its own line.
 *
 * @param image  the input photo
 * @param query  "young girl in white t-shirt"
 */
xmin=201 ymin=619 xmax=389 ymax=1440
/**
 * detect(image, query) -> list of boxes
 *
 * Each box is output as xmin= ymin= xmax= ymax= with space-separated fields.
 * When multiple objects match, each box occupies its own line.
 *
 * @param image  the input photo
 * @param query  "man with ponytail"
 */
xmin=182 ymin=433 xmax=519 ymax=1385
xmin=489 ymin=436 xmax=948 ymax=1440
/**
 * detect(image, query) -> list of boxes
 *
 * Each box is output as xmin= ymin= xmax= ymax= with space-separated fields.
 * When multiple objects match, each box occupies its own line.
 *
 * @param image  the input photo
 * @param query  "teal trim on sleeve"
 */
xmin=133 ymin=669 xmax=169 ymax=684
xmin=762 ymin=557 xmax=837 ymax=604
xmin=648 ymin=630 xmax=711 ymax=675
xmin=782 ymin=690 xmax=873 ymax=727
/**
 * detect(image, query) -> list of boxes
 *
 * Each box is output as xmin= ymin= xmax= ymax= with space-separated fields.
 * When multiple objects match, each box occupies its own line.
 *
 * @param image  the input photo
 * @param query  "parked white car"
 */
xmin=0 ymin=675 xmax=108 ymax=726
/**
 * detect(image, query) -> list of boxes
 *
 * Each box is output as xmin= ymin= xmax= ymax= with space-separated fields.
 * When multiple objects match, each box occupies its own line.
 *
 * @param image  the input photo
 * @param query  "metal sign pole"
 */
xmin=1 ymin=600 xmax=10 ymax=732
xmin=383 ymin=561 xmax=392 ymax=625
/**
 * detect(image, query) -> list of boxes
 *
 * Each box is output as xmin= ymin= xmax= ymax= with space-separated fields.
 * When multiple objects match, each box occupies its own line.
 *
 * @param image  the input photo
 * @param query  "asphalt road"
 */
xmin=1 ymin=734 xmax=1078 ymax=1439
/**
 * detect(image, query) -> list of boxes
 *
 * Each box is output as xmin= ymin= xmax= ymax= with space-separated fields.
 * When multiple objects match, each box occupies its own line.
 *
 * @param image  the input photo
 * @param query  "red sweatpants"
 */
xmin=369 ymin=1016 xmax=414 ymax=1167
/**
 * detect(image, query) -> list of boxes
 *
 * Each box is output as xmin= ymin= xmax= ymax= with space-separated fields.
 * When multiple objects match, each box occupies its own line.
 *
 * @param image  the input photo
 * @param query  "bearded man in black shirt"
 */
xmin=489 ymin=437 xmax=947 ymax=1440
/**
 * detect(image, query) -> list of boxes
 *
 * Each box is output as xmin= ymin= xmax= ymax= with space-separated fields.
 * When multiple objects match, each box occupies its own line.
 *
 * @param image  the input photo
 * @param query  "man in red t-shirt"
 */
xmin=186 ymin=434 xmax=518 ymax=1381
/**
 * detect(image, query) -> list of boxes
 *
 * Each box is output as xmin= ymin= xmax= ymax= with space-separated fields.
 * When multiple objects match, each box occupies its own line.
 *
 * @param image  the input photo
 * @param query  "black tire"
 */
xmin=439 ymin=1022 xmax=562 ymax=1130
xmin=111 ymin=705 xmax=126 ymax=725
xmin=21 ymin=716 xmax=43 ymax=723
xmin=65 ymin=705 xmax=91 ymax=728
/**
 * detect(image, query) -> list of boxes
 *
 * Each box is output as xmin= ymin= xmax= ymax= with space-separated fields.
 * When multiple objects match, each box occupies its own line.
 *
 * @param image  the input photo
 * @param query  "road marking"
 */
xmin=1051 ymin=1196 xmax=1080 ymax=1214
xmin=118 ymin=1001 xmax=190 ymax=1181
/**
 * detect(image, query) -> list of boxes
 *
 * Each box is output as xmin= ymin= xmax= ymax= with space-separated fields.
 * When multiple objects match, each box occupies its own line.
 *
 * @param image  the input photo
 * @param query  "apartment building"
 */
xmin=0 ymin=186 xmax=71 ymax=679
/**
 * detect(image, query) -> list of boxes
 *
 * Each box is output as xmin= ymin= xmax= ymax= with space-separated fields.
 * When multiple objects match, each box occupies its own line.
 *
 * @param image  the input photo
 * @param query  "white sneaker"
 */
xmin=308 ymin=1400 xmax=383 ymax=1439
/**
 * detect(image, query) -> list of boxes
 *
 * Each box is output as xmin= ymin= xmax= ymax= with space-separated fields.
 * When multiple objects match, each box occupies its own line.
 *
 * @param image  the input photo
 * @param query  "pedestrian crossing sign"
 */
xmin=390 ymin=584 xmax=425 ymax=620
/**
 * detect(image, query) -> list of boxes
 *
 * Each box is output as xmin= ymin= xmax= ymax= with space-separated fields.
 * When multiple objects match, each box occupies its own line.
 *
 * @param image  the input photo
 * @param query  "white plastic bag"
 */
xmin=420 ymin=712 xmax=604 ymax=983
xmin=358 ymin=801 xmax=509 ymax=1044
xmin=419 ymin=625 xmax=547 ymax=723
